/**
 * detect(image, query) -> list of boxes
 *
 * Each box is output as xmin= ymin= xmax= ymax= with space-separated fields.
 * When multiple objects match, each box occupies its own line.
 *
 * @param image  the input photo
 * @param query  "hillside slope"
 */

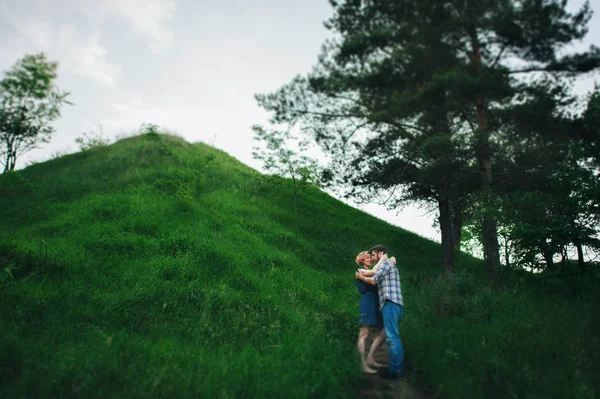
xmin=0 ymin=134 xmax=444 ymax=397
xmin=1 ymin=133 xmax=598 ymax=398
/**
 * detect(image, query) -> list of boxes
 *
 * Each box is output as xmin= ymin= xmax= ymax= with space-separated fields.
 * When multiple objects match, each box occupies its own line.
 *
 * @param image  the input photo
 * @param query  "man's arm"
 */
xmin=371 ymin=254 xmax=388 ymax=273
xmin=371 ymin=261 xmax=391 ymax=285
xmin=357 ymin=255 xmax=394 ymax=280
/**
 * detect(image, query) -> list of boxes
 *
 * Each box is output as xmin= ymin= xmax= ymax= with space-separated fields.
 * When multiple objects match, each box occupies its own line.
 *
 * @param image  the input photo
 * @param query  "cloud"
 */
xmin=16 ymin=20 xmax=120 ymax=86
xmin=100 ymin=0 xmax=176 ymax=52
xmin=0 ymin=0 xmax=175 ymax=89
xmin=0 ymin=0 xmax=121 ymax=86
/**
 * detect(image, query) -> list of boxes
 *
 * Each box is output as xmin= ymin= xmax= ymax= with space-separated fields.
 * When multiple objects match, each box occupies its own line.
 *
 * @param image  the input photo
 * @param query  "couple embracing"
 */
xmin=354 ymin=245 xmax=404 ymax=379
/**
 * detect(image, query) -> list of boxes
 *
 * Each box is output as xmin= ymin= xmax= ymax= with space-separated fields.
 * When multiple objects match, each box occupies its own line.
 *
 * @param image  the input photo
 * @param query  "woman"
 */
xmin=355 ymin=250 xmax=389 ymax=373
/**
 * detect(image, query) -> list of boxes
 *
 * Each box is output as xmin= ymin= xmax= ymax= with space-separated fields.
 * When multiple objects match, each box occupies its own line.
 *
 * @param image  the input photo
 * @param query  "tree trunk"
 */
xmin=504 ymin=237 xmax=510 ymax=268
xmin=9 ymin=151 xmax=16 ymax=171
xmin=576 ymin=242 xmax=585 ymax=272
xmin=451 ymin=201 xmax=462 ymax=250
xmin=470 ymin=30 xmax=501 ymax=284
xmin=4 ymin=145 xmax=17 ymax=173
xmin=438 ymin=185 xmax=455 ymax=273
xmin=475 ymin=101 xmax=501 ymax=284
xmin=2 ymin=146 xmax=10 ymax=173
xmin=482 ymin=214 xmax=500 ymax=281
xmin=542 ymin=252 xmax=554 ymax=270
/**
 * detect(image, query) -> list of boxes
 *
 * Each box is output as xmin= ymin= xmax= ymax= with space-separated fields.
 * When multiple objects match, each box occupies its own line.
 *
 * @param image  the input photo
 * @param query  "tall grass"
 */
xmin=405 ymin=269 xmax=599 ymax=398
xmin=1 ymin=133 xmax=598 ymax=398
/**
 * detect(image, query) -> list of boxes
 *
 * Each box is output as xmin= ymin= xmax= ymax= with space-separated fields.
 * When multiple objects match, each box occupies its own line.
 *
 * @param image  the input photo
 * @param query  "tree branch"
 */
xmin=342 ymin=121 xmax=370 ymax=146
xmin=508 ymin=67 xmax=550 ymax=74
xmin=490 ymin=44 xmax=508 ymax=69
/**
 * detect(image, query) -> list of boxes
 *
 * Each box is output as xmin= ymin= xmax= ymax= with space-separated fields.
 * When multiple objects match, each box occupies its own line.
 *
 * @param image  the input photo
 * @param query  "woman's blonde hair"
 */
xmin=355 ymin=251 xmax=371 ymax=266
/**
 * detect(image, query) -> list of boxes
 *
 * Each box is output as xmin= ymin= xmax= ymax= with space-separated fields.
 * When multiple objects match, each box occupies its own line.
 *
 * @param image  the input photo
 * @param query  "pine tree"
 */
xmin=257 ymin=0 xmax=600 ymax=281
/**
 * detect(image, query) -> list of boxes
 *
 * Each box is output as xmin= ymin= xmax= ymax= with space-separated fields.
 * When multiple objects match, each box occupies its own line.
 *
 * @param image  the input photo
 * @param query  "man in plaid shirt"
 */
xmin=355 ymin=244 xmax=405 ymax=379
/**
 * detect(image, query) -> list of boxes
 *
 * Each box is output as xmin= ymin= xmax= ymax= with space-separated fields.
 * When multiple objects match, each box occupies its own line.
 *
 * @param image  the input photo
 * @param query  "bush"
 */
xmin=407 ymin=268 xmax=599 ymax=398
xmin=75 ymin=127 xmax=111 ymax=151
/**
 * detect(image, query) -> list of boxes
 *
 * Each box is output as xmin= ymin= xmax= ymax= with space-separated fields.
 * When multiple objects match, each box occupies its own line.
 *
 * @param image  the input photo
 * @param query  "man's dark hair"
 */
xmin=369 ymin=244 xmax=387 ymax=254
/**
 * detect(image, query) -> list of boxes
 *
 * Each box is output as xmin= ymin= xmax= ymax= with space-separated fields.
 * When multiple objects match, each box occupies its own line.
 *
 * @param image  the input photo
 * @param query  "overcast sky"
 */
xmin=1 ymin=0 xmax=599 ymax=243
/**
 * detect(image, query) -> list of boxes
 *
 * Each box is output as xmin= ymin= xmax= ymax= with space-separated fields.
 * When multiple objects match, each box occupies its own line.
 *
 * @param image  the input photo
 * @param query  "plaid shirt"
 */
xmin=372 ymin=259 xmax=404 ymax=309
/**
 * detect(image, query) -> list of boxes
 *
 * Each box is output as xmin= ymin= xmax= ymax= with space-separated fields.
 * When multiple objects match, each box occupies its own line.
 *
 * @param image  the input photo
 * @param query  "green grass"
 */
xmin=1 ymin=133 xmax=598 ymax=398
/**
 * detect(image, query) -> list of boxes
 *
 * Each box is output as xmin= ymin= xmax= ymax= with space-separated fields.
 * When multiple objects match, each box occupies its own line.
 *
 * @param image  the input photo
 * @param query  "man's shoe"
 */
xmin=379 ymin=370 xmax=403 ymax=379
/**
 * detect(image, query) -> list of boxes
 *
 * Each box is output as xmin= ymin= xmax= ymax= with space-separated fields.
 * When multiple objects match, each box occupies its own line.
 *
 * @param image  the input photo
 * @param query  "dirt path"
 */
xmin=358 ymin=331 xmax=431 ymax=399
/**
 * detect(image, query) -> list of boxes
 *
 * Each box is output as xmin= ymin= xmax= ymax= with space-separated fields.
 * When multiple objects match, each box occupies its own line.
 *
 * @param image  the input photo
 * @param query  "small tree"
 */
xmin=75 ymin=126 xmax=110 ymax=151
xmin=0 ymin=53 xmax=70 ymax=172
xmin=252 ymin=125 xmax=319 ymax=214
xmin=140 ymin=123 xmax=161 ymax=136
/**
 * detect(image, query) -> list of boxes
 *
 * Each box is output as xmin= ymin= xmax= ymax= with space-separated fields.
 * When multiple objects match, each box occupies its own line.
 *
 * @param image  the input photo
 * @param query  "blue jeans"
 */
xmin=382 ymin=301 xmax=404 ymax=374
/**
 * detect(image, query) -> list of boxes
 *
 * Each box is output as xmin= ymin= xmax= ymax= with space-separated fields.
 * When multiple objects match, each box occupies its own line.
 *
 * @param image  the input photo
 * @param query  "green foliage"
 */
xmin=252 ymin=124 xmax=320 ymax=213
xmin=0 ymin=134 xmax=598 ymax=398
xmin=74 ymin=126 xmax=111 ymax=151
xmin=256 ymin=0 xmax=600 ymax=278
xmin=0 ymin=170 xmax=34 ymax=198
xmin=153 ymin=167 xmax=201 ymax=210
xmin=463 ymin=158 xmax=600 ymax=270
xmin=252 ymin=125 xmax=319 ymax=183
xmin=582 ymin=88 xmax=600 ymax=166
xmin=0 ymin=53 xmax=70 ymax=172
xmin=0 ymin=256 xmax=15 ymax=286
xmin=140 ymin=122 xmax=161 ymax=137
xmin=407 ymin=268 xmax=600 ymax=398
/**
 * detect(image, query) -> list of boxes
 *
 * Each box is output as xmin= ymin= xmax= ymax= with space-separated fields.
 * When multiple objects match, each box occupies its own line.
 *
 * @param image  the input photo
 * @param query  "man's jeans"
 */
xmin=382 ymin=301 xmax=404 ymax=374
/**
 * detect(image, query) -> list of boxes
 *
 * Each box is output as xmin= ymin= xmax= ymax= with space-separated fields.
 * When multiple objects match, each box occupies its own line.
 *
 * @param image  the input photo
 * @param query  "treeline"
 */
xmin=255 ymin=0 xmax=600 ymax=281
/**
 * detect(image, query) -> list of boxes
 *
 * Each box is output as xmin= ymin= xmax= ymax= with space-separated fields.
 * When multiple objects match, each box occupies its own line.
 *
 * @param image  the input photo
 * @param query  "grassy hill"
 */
xmin=0 ymin=133 xmax=598 ymax=398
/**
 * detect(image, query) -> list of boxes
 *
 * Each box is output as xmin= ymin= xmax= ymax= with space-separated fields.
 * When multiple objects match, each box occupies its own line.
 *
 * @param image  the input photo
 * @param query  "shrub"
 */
xmin=75 ymin=127 xmax=111 ymax=151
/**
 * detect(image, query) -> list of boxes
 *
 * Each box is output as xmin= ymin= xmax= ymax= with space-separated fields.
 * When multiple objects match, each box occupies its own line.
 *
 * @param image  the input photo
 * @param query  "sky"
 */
xmin=1 ymin=0 xmax=599 ymax=244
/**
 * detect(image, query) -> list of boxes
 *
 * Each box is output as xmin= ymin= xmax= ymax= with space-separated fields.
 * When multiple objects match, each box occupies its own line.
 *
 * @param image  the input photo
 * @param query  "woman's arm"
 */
xmin=372 ymin=253 xmax=394 ymax=272
xmin=355 ymin=271 xmax=377 ymax=285
xmin=357 ymin=261 xmax=391 ymax=286
xmin=359 ymin=268 xmax=376 ymax=277
xmin=370 ymin=254 xmax=392 ymax=274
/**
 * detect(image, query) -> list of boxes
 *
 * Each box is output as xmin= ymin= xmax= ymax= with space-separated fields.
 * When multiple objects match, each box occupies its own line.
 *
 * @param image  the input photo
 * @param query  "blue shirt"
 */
xmin=372 ymin=259 xmax=404 ymax=309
